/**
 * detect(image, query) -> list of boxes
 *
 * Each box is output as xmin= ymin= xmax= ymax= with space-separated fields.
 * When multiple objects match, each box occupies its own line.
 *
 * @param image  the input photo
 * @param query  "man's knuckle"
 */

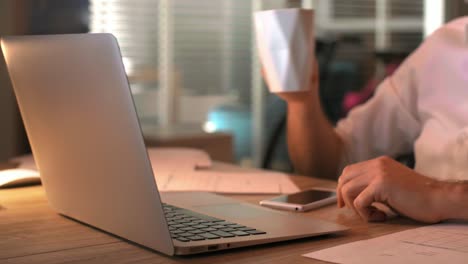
xmin=374 ymin=173 xmax=386 ymax=185
xmin=341 ymin=184 xmax=351 ymax=196
xmin=374 ymin=156 xmax=385 ymax=166
xmin=338 ymin=175 xmax=344 ymax=183
xmin=353 ymin=198 xmax=362 ymax=209
xmin=342 ymin=165 xmax=352 ymax=174
xmin=374 ymin=156 xmax=394 ymax=173
xmin=340 ymin=166 xmax=353 ymax=181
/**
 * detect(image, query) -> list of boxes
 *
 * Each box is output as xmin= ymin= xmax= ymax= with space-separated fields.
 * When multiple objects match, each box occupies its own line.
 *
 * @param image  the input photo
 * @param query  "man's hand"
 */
xmin=337 ymin=156 xmax=446 ymax=223
xmin=267 ymin=60 xmax=320 ymax=105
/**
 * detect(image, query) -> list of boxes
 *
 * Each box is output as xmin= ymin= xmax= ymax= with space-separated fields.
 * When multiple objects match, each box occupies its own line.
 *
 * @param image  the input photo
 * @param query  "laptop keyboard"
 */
xmin=163 ymin=203 xmax=266 ymax=242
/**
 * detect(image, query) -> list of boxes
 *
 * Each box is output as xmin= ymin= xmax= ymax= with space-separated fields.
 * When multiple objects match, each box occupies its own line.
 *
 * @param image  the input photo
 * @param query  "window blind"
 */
xmin=169 ymin=0 xmax=252 ymax=96
xmin=89 ymin=0 xmax=159 ymax=88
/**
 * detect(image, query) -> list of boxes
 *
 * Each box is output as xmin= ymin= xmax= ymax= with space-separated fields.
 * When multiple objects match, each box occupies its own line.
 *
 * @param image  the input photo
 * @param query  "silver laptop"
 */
xmin=1 ymin=33 xmax=347 ymax=255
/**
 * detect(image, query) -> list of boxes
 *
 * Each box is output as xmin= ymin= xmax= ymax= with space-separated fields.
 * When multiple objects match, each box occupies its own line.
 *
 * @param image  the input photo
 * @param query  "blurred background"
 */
xmin=1 ymin=0 xmax=467 ymax=171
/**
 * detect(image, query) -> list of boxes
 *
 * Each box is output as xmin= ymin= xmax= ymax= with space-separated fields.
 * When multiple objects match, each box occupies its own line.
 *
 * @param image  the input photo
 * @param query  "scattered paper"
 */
xmin=153 ymin=169 xmax=300 ymax=194
xmin=147 ymin=147 xmax=300 ymax=194
xmin=5 ymin=148 xmax=300 ymax=194
xmin=147 ymin=147 xmax=212 ymax=171
xmin=304 ymin=222 xmax=468 ymax=264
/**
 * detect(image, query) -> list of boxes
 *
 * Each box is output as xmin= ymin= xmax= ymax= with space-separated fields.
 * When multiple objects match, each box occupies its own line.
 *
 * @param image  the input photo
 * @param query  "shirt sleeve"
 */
xmin=335 ymin=60 xmax=422 ymax=167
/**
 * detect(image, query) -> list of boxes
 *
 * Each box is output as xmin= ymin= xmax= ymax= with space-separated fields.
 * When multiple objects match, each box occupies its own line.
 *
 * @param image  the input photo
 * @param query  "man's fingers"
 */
xmin=338 ymin=161 xmax=371 ymax=186
xmin=337 ymin=158 xmax=384 ymax=207
xmin=353 ymin=184 xmax=384 ymax=222
xmin=367 ymin=207 xmax=387 ymax=222
xmin=340 ymin=173 xmax=373 ymax=213
xmin=336 ymin=186 xmax=343 ymax=208
xmin=337 ymin=162 xmax=368 ymax=207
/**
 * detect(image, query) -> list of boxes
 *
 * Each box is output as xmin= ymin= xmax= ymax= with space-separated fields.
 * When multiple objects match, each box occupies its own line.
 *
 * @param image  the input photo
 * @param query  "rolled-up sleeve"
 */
xmin=335 ymin=61 xmax=422 ymax=167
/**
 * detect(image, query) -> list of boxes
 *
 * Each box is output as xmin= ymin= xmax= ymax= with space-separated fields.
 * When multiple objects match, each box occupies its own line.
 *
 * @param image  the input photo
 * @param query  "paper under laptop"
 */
xmin=4 ymin=148 xmax=300 ymax=194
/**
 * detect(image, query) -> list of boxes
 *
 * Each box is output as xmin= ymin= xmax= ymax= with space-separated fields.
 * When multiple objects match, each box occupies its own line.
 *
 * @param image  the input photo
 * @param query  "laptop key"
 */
xmin=187 ymin=235 xmax=206 ymax=241
xmin=192 ymin=224 xmax=208 ymax=229
xmin=193 ymin=220 xmax=209 ymax=224
xmin=176 ymin=237 xmax=190 ymax=242
xmin=180 ymin=227 xmax=196 ymax=231
xmin=175 ymin=219 xmax=190 ymax=224
xmin=229 ymin=231 xmax=250 ymax=236
xmin=246 ymin=230 xmax=266 ymax=235
xmin=212 ymin=225 xmax=227 ymax=229
xmin=199 ymin=233 xmax=220 ymax=239
xmin=163 ymin=205 xmax=175 ymax=211
xmin=226 ymin=224 xmax=246 ymax=229
xmin=216 ymin=221 xmax=235 ymax=226
xmin=221 ymin=228 xmax=237 ymax=232
xmin=189 ymin=230 xmax=204 ymax=234
xmin=210 ymin=231 xmax=235 ymax=238
xmin=211 ymin=219 xmax=226 ymax=222
xmin=184 ymin=222 xmax=199 ymax=226
xmin=163 ymin=203 xmax=173 ymax=211
xmin=201 ymin=227 xmax=217 ymax=232
xmin=179 ymin=233 xmax=195 ymax=237
xmin=237 ymin=227 xmax=256 ymax=231
xmin=172 ymin=212 xmax=185 ymax=216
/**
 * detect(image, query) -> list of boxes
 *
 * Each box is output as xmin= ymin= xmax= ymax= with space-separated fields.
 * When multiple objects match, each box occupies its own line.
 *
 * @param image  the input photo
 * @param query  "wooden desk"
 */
xmin=0 ymin=163 xmax=422 ymax=264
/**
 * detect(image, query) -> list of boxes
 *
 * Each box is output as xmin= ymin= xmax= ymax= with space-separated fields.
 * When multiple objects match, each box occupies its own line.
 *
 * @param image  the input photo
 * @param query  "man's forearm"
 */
xmin=437 ymin=181 xmax=468 ymax=220
xmin=286 ymin=100 xmax=344 ymax=180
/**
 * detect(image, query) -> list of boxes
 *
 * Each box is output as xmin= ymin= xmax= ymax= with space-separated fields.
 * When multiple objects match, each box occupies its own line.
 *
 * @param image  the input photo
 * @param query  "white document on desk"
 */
xmin=304 ymin=222 xmax=468 ymax=264
xmin=147 ymin=147 xmax=300 ymax=194
xmin=7 ymin=148 xmax=300 ymax=194
xmin=154 ymin=169 xmax=300 ymax=194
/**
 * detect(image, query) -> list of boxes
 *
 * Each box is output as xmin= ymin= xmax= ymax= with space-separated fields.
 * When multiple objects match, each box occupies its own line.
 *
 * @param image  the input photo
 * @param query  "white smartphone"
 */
xmin=259 ymin=188 xmax=336 ymax=212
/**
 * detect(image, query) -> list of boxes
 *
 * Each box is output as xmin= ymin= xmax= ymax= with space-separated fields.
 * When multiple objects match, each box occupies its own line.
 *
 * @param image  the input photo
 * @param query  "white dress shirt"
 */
xmin=335 ymin=17 xmax=468 ymax=181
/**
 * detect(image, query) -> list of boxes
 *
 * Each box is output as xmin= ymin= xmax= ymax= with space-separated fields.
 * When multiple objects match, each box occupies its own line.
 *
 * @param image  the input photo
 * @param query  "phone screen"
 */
xmin=270 ymin=190 xmax=335 ymax=205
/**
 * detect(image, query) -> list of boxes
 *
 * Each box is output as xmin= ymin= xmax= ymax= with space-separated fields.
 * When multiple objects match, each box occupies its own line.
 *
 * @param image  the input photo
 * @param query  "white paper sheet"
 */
xmin=153 ymin=169 xmax=300 ymax=194
xmin=146 ymin=147 xmax=212 ymax=171
xmin=304 ymin=222 xmax=468 ymax=264
xmin=147 ymin=147 xmax=300 ymax=194
xmin=6 ymin=148 xmax=300 ymax=194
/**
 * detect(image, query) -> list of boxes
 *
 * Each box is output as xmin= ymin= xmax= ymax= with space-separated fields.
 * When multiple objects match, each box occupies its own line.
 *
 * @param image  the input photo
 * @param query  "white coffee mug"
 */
xmin=254 ymin=8 xmax=315 ymax=93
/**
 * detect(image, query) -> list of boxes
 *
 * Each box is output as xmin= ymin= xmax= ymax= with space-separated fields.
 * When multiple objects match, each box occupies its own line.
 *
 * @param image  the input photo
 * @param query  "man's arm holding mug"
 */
xmin=273 ymin=62 xmax=344 ymax=180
